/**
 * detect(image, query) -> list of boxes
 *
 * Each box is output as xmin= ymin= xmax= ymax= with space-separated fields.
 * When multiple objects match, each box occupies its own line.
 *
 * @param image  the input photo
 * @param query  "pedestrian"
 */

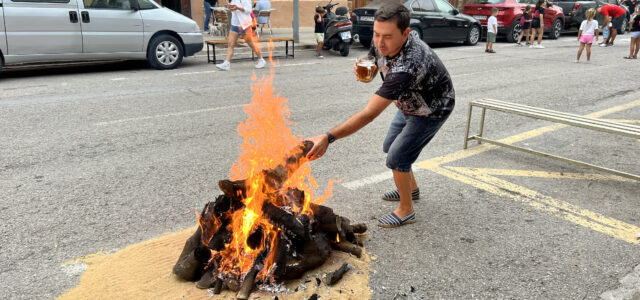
xmin=530 ymin=0 xmax=546 ymax=48
xmin=625 ymin=6 xmax=640 ymax=59
xmin=576 ymin=8 xmax=598 ymax=62
xmin=215 ymin=0 xmax=266 ymax=71
xmin=315 ymin=6 xmax=327 ymax=58
xmin=597 ymin=4 xmax=627 ymax=47
xmin=203 ymin=0 xmax=217 ymax=34
xmin=305 ymin=2 xmax=455 ymax=228
xmin=486 ymin=7 xmax=498 ymax=53
xmin=516 ymin=5 xmax=532 ymax=46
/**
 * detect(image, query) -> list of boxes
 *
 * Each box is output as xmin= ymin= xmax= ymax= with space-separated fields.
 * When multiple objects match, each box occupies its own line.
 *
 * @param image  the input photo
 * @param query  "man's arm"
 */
xmin=306 ymin=94 xmax=393 ymax=160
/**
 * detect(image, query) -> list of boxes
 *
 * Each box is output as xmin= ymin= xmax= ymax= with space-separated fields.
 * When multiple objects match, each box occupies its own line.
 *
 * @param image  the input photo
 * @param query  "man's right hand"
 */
xmin=305 ymin=134 xmax=330 ymax=161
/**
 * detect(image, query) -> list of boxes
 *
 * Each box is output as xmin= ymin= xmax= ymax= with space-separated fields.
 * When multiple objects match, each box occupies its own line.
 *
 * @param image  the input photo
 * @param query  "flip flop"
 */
xmin=377 ymin=211 xmax=416 ymax=228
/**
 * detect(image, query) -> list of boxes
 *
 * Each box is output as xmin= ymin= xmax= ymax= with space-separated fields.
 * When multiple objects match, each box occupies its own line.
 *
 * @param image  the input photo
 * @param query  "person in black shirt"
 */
xmin=314 ymin=7 xmax=327 ymax=58
xmin=306 ymin=2 xmax=454 ymax=228
xmin=626 ymin=8 xmax=640 ymax=59
xmin=531 ymin=0 xmax=546 ymax=48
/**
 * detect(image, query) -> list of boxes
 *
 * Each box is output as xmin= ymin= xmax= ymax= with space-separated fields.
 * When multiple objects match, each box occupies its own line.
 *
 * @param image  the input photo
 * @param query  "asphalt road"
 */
xmin=1 ymin=35 xmax=639 ymax=299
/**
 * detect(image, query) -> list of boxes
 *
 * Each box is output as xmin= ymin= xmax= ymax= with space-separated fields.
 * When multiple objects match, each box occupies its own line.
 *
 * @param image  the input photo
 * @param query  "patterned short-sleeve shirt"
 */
xmin=369 ymin=31 xmax=455 ymax=117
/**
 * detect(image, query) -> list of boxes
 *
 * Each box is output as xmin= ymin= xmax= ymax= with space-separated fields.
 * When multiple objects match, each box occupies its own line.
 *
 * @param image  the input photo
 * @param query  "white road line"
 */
xmin=175 ymin=70 xmax=217 ymax=76
xmin=342 ymin=171 xmax=394 ymax=190
xmin=277 ymin=62 xmax=321 ymax=67
xmin=111 ymin=78 xmax=127 ymax=81
xmin=94 ymin=104 xmax=245 ymax=126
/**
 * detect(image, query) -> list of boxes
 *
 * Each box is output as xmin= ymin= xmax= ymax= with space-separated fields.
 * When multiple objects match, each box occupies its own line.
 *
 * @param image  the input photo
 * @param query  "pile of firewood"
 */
xmin=172 ymin=141 xmax=367 ymax=299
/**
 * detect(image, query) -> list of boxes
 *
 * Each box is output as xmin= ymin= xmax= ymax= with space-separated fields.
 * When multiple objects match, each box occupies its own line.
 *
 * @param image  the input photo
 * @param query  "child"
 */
xmin=530 ymin=0 xmax=546 ymax=48
xmin=624 ymin=7 xmax=640 ymax=59
xmin=600 ymin=22 xmax=611 ymax=46
xmin=314 ymin=7 xmax=327 ymax=58
xmin=516 ymin=5 xmax=532 ymax=46
xmin=576 ymin=8 xmax=598 ymax=62
xmin=486 ymin=7 xmax=498 ymax=53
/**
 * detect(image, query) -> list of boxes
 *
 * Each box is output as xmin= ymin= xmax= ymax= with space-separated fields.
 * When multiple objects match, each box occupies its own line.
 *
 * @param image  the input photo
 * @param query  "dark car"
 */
xmin=351 ymin=0 xmax=482 ymax=48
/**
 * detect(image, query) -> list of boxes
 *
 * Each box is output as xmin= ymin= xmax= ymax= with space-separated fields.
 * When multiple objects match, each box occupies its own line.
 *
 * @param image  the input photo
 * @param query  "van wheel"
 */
xmin=506 ymin=20 xmax=521 ymax=43
xmin=549 ymin=18 xmax=563 ymax=39
xmin=147 ymin=34 xmax=183 ymax=70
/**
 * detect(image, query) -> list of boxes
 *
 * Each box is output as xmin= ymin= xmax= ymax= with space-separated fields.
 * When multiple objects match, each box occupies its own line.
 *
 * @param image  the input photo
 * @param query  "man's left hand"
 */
xmin=306 ymin=134 xmax=330 ymax=161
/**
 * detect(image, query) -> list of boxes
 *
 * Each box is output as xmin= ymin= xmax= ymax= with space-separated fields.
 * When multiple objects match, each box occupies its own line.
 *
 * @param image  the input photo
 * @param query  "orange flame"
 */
xmin=206 ymin=50 xmax=335 ymax=281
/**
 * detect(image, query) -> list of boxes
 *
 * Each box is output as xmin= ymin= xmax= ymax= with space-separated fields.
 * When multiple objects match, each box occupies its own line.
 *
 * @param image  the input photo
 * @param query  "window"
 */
xmin=412 ymin=0 xmax=435 ymax=12
xmin=11 ymin=0 xmax=70 ymax=3
xmin=434 ymin=0 xmax=455 ymax=13
xmin=138 ymin=0 xmax=158 ymax=9
xmin=84 ymin=0 xmax=131 ymax=9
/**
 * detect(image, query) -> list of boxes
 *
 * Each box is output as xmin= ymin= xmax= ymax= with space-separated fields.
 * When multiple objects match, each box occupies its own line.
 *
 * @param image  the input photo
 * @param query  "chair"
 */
xmin=257 ymin=10 xmax=273 ymax=37
xmin=212 ymin=8 xmax=231 ymax=38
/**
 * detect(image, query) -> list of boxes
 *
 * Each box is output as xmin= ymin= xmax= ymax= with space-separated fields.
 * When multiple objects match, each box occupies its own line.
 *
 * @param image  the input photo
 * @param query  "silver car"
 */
xmin=0 ymin=0 xmax=203 ymax=72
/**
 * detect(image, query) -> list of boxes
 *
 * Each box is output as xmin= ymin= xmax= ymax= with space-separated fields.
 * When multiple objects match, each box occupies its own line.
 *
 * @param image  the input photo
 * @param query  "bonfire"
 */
xmin=172 ymin=64 xmax=367 ymax=299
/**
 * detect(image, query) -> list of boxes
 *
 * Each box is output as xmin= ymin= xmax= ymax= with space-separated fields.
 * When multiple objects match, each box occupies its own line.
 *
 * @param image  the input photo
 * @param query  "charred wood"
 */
xmin=331 ymin=241 xmax=362 ymax=258
xmin=173 ymin=227 xmax=209 ymax=281
xmin=262 ymin=202 xmax=308 ymax=241
xmin=246 ymin=226 xmax=264 ymax=250
xmin=323 ymin=263 xmax=350 ymax=286
xmin=218 ymin=179 xmax=247 ymax=201
xmin=208 ymin=220 xmax=232 ymax=251
xmin=278 ymin=233 xmax=330 ymax=281
xmin=237 ymin=245 xmax=270 ymax=300
xmin=213 ymin=277 xmax=223 ymax=294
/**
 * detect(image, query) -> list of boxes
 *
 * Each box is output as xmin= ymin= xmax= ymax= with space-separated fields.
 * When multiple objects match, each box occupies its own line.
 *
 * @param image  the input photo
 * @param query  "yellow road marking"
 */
xmin=447 ymin=167 xmax=636 ymax=182
xmin=416 ymin=99 xmax=640 ymax=245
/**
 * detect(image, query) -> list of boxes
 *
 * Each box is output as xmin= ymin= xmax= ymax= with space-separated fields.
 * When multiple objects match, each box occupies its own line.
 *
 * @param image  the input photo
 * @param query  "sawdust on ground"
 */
xmin=58 ymin=227 xmax=371 ymax=300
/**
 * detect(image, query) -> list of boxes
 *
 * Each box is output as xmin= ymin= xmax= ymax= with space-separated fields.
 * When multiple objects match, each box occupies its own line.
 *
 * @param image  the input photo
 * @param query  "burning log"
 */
xmin=213 ymin=277 xmax=223 ymax=294
xmin=262 ymin=202 xmax=308 ymax=241
xmin=323 ymin=263 xmax=350 ymax=286
xmin=278 ymin=233 xmax=331 ymax=280
xmin=237 ymin=244 xmax=270 ymax=300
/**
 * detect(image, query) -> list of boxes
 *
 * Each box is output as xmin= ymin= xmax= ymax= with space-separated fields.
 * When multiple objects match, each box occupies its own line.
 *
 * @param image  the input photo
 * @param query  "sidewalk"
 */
xmin=203 ymin=27 xmax=319 ymax=50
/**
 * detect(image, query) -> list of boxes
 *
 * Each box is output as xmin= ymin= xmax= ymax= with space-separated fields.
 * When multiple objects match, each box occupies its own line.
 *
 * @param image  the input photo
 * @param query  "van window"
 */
xmin=84 ymin=0 xmax=132 ymax=9
xmin=138 ymin=0 xmax=158 ymax=9
xmin=11 ymin=0 xmax=70 ymax=3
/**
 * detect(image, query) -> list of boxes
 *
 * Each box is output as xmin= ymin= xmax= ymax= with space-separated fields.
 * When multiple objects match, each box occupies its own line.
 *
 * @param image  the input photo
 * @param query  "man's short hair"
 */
xmin=491 ymin=7 xmax=498 ymax=13
xmin=374 ymin=1 xmax=411 ymax=32
xmin=316 ymin=6 xmax=326 ymax=14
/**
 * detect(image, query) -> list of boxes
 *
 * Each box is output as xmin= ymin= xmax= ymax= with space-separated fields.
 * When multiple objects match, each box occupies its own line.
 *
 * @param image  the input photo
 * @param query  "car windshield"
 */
xmin=467 ymin=0 xmax=506 ymax=3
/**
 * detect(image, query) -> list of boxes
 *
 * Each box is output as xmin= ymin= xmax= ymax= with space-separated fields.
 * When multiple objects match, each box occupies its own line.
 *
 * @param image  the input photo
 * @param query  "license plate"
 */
xmin=473 ymin=15 xmax=487 ymax=20
xmin=340 ymin=31 xmax=351 ymax=39
xmin=360 ymin=16 xmax=374 ymax=22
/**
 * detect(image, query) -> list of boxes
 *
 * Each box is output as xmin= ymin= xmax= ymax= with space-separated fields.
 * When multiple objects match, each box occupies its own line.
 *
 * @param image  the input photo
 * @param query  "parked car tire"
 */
xmin=410 ymin=26 xmax=423 ymax=41
xmin=465 ymin=25 xmax=481 ymax=45
xmin=548 ymin=18 xmax=563 ymax=39
xmin=360 ymin=38 xmax=372 ymax=49
xmin=505 ymin=19 xmax=521 ymax=43
xmin=147 ymin=34 xmax=184 ymax=70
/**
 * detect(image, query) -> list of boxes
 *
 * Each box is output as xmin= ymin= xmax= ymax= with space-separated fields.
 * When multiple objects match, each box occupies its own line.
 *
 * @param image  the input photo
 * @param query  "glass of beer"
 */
xmin=355 ymin=56 xmax=378 ymax=83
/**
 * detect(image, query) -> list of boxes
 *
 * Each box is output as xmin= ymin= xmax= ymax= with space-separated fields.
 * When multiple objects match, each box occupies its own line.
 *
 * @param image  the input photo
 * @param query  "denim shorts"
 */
xmin=230 ymin=25 xmax=246 ymax=34
xmin=631 ymin=31 xmax=640 ymax=39
xmin=382 ymin=110 xmax=450 ymax=172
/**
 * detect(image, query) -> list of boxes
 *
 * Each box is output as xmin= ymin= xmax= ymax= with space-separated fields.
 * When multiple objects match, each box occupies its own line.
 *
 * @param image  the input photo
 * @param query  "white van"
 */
xmin=0 ymin=0 xmax=203 ymax=73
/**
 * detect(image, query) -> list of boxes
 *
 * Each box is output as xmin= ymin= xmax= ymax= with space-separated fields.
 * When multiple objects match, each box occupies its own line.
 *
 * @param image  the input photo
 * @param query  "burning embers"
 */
xmin=172 ymin=70 xmax=367 ymax=299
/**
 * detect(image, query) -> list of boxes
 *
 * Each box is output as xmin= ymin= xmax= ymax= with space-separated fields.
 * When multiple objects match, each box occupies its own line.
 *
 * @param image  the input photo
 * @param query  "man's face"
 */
xmin=373 ymin=20 xmax=410 ymax=57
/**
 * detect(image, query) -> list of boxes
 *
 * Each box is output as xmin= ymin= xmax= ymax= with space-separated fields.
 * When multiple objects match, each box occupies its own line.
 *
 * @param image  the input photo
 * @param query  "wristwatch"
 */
xmin=326 ymin=131 xmax=336 ymax=143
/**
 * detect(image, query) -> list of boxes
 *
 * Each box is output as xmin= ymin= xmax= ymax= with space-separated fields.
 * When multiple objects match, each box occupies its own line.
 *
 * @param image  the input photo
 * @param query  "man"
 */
xmin=203 ymin=0 xmax=217 ymax=34
xmin=306 ymin=2 xmax=455 ymax=228
xmin=598 ymin=4 xmax=627 ymax=47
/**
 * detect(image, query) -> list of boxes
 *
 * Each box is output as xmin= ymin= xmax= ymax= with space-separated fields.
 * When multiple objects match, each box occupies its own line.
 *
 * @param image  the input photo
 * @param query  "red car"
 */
xmin=463 ymin=0 xmax=566 ymax=42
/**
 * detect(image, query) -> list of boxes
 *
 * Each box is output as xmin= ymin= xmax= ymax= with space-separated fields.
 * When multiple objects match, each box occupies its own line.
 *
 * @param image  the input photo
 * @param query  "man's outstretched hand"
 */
xmin=305 ymin=134 xmax=329 ymax=161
